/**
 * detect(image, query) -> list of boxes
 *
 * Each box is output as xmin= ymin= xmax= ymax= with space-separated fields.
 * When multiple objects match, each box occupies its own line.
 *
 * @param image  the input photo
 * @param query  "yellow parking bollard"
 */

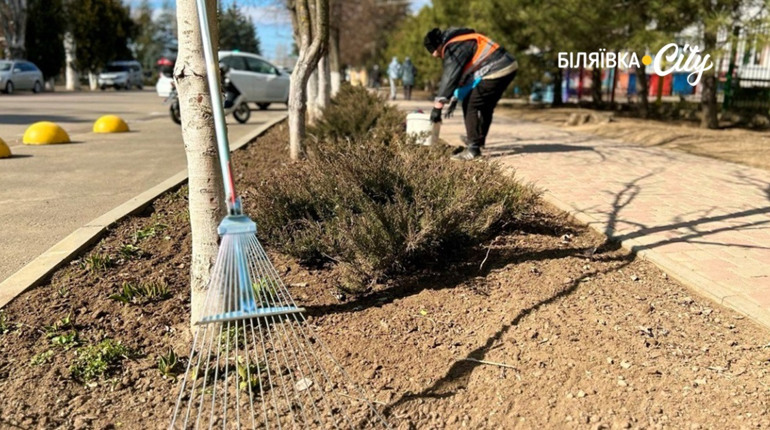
xmin=23 ymin=121 xmax=71 ymax=145
xmin=93 ymin=115 xmax=130 ymax=133
xmin=0 ymin=138 xmax=11 ymax=158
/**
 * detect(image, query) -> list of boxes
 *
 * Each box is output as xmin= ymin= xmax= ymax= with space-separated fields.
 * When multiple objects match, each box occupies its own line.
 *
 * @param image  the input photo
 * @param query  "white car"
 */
xmin=98 ymin=60 xmax=144 ymax=90
xmin=0 ymin=60 xmax=44 ymax=94
xmin=218 ymin=51 xmax=290 ymax=109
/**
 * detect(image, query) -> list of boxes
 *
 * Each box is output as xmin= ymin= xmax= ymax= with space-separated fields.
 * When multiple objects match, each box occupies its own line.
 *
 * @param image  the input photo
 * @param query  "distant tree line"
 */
xmin=1 ymin=0 xmax=260 ymax=85
xmin=382 ymin=0 xmax=769 ymax=128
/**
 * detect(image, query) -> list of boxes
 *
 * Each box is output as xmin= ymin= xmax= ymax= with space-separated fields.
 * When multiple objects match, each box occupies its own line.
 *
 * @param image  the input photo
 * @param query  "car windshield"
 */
xmin=105 ymin=65 xmax=129 ymax=72
xmin=0 ymin=62 xmax=11 ymax=71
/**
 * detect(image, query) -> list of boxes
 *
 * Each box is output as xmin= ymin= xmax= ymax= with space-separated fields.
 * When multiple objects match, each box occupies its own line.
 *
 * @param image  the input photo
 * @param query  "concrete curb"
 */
xmin=0 ymin=114 xmax=287 ymax=309
xmin=540 ymin=189 xmax=770 ymax=331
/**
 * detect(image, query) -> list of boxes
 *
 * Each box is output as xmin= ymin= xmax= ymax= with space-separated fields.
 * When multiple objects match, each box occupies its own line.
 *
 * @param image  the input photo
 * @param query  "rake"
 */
xmin=169 ymin=1 xmax=389 ymax=428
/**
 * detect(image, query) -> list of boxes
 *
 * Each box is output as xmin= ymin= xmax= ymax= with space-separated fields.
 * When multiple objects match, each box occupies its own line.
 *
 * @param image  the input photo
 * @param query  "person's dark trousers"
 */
xmin=461 ymin=71 xmax=517 ymax=153
xmin=404 ymin=85 xmax=413 ymax=100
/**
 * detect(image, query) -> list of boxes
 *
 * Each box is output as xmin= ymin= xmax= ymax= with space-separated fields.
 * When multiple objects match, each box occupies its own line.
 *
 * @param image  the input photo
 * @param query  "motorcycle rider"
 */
xmin=424 ymin=27 xmax=518 ymax=161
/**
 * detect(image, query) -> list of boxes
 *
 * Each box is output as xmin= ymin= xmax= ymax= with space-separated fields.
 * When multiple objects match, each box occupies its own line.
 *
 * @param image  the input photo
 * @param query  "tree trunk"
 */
xmin=317 ymin=55 xmax=330 ymax=116
xmin=64 ymin=31 xmax=79 ymax=91
xmin=591 ymin=68 xmax=602 ymax=105
xmin=329 ymin=25 xmax=341 ymax=96
xmin=700 ymin=31 xmax=719 ymax=129
xmin=88 ymin=71 xmax=98 ymax=90
xmin=307 ymin=68 xmax=319 ymax=123
xmin=0 ymin=0 xmax=27 ymax=59
xmin=635 ymin=66 xmax=649 ymax=118
xmin=287 ymin=0 xmax=329 ymax=160
xmin=551 ymin=68 xmax=563 ymax=106
xmin=175 ymin=0 xmax=225 ymax=328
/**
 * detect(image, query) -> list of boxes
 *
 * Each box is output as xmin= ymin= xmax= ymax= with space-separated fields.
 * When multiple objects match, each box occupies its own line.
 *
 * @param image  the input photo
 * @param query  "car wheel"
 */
xmin=233 ymin=102 xmax=251 ymax=123
xmin=100 ymin=85 xmax=107 ymax=91
xmin=32 ymin=81 xmax=43 ymax=93
xmin=257 ymin=103 xmax=270 ymax=110
xmin=4 ymin=81 xmax=13 ymax=95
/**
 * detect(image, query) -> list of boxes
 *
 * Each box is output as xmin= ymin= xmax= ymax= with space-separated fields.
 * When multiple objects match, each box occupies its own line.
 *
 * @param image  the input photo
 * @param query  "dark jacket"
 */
xmin=435 ymin=28 xmax=517 ymax=102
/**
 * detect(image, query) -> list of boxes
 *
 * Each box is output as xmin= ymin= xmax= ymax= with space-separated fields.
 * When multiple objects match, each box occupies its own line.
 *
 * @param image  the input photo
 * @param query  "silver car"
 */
xmin=0 ymin=60 xmax=44 ymax=94
xmin=218 ymin=51 xmax=290 ymax=109
xmin=98 ymin=61 xmax=144 ymax=90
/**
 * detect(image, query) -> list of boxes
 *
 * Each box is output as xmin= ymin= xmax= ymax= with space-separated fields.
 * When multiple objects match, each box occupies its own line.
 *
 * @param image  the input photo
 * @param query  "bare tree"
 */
xmin=287 ymin=0 xmax=329 ymax=159
xmin=0 ymin=0 xmax=27 ymax=59
xmin=175 ymin=0 xmax=226 ymax=327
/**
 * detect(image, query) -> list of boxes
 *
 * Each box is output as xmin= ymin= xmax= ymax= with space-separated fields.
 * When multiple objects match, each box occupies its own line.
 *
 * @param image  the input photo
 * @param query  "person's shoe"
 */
xmin=451 ymin=148 xmax=482 ymax=161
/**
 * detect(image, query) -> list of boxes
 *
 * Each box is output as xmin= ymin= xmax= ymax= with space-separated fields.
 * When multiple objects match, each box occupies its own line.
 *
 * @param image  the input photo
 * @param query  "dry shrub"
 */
xmin=252 ymin=87 xmax=537 ymax=292
xmin=308 ymin=84 xmax=405 ymax=144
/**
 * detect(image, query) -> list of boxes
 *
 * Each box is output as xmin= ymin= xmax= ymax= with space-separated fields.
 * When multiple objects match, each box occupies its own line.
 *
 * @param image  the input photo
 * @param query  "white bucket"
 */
xmin=406 ymin=112 xmax=441 ymax=146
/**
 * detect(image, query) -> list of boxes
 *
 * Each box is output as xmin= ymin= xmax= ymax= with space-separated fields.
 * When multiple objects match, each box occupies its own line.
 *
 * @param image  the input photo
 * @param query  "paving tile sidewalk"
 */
xmin=397 ymin=100 xmax=770 ymax=329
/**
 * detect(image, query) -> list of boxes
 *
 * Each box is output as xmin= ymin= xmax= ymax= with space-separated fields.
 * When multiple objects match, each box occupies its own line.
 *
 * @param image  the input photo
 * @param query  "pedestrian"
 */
xmin=423 ymin=27 xmax=518 ymax=161
xmin=387 ymin=56 xmax=402 ymax=100
xmin=370 ymin=64 xmax=381 ymax=90
xmin=401 ymin=57 xmax=417 ymax=100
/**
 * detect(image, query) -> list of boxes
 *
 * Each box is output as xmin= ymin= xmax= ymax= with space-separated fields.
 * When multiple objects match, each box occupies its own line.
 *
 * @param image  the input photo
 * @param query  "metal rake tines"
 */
xmin=170 ymin=224 xmax=388 ymax=429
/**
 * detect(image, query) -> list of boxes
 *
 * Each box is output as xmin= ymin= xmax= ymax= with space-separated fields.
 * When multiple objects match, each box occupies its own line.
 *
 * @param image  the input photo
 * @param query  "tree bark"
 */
xmin=316 ymin=55 xmax=330 ymax=117
xmin=329 ymin=24 xmax=341 ymax=96
xmin=307 ymin=68 xmax=319 ymax=123
xmin=700 ymin=31 xmax=719 ymax=129
xmin=287 ymin=0 xmax=329 ymax=160
xmin=551 ymin=68 xmax=563 ymax=106
xmin=0 ymin=0 xmax=27 ymax=59
xmin=591 ymin=68 xmax=602 ymax=105
xmin=175 ymin=0 xmax=225 ymax=328
xmin=64 ymin=31 xmax=79 ymax=91
xmin=635 ymin=66 xmax=649 ymax=118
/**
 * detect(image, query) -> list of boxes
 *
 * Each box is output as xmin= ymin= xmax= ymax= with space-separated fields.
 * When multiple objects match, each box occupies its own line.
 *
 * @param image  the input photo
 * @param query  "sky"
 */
xmin=126 ymin=0 xmax=432 ymax=62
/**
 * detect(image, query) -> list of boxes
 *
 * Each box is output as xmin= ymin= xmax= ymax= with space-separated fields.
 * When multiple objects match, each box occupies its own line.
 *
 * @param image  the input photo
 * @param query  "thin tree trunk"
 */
xmin=551 ymin=68 xmax=563 ymax=106
xmin=64 ymin=31 xmax=79 ymax=91
xmin=329 ymin=25 xmax=341 ymax=96
xmin=591 ymin=68 xmax=602 ymax=105
xmin=636 ymin=66 xmax=649 ymax=118
xmin=88 ymin=71 xmax=98 ymax=90
xmin=317 ymin=55 xmax=330 ymax=116
xmin=307 ymin=68 xmax=319 ymax=123
xmin=0 ymin=0 xmax=27 ymax=59
xmin=288 ymin=0 xmax=329 ymax=160
xmin=175 ymin=0 xmax=225 ymax=328
xmin=701 ymin=31 xmax=719 ymax=129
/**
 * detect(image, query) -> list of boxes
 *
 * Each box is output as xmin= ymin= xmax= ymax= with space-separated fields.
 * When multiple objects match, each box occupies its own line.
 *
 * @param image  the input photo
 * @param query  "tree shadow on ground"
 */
xmin=382 ymin=253 xmax=634 ymax=411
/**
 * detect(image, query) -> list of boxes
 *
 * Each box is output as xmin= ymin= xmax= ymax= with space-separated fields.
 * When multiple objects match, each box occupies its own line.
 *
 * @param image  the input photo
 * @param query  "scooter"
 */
xmin=167 ymin=65 xmax=250 ymax=125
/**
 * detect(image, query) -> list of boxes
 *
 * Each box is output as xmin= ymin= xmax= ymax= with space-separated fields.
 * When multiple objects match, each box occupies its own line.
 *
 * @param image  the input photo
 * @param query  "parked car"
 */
xmin=0 ymin=60 xmax=44 ymax=94
xmin=98 ymin=60 xmax=143 ymax=90
xmin=218 ymin=51 xmax=290 ymax=109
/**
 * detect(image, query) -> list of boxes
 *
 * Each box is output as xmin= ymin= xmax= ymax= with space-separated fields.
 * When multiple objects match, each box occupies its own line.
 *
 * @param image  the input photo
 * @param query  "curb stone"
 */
xmin=0 ymin=114 xmax=287 ymax=309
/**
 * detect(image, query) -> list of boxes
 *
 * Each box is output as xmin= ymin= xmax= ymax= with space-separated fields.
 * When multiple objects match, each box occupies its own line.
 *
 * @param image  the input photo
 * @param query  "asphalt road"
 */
xmin=0 ymin=89 xmax=287 ymax=283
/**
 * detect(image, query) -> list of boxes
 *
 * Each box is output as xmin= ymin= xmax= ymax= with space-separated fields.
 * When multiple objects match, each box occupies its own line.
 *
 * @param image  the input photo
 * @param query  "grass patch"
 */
xmin=30 ymin=350 xmax=55 ymax=366
xmin=0 ymin=311 xmax=10 ymax=334
xmin=157 ymin=347 xmax=181 ymax=379
xmin=70 ymin=339 xmax=133 ymax=382
xmin=81 ymin=253 xmax=114 ymax=274
xmin=109 ymin=281 xmax=171 ymax=304
xmin=133 ymin=223 xmax=167 ymax=242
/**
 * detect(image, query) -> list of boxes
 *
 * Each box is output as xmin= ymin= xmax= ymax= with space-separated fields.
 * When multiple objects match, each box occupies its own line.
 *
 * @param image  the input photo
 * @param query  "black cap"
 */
xmin=424 ymin=28 xmax=443 ymax=53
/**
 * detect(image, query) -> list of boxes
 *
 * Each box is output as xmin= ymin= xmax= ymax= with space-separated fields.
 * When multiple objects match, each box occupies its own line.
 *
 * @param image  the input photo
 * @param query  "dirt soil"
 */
xmin=499 ymin=106 xmax=770 ymax=171
xmin=2 ymin=122 xmax=770 ymax=430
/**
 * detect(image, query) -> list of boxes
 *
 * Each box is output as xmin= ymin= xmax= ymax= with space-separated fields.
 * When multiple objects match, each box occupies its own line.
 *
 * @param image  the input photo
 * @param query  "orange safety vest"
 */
xmin=441 ymin=33 xmax=500 ymax=75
